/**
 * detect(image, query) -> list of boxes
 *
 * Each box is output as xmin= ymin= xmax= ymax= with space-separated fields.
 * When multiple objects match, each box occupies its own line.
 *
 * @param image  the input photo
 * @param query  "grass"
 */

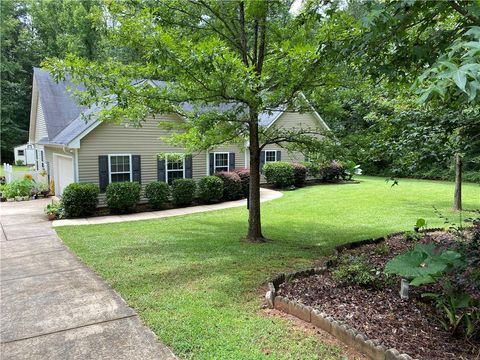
xmin=56 ymin=176 xmax=479 ymax=359
xmin=0 ymin=165 xmax=30 ymax=176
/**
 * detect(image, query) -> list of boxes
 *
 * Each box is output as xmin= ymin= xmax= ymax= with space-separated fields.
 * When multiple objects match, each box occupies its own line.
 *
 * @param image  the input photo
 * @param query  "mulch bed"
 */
xmin=277 ymin=231 xmax=480 ymax=360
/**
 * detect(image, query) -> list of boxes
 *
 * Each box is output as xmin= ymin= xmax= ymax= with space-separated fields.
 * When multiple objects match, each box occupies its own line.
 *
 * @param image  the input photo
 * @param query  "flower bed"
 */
xmin=267 ymin=228 xmax=480 ymax=360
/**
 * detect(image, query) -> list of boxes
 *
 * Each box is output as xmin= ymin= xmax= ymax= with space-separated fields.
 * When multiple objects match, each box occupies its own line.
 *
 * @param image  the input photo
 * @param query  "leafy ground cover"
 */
xmin=56 ymin=176 xmax=479 ymax=359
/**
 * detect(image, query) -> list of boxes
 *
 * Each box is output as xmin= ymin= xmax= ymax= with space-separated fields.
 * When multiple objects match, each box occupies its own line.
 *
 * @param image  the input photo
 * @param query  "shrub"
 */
xmin=171 ymin=179 xmax=196 ymax=206
xmin=215 ymin=171 xmax=243 ymax=200
xmin=4 ymin=179 xmax=32 ymax=198
xmin=61 ymin=183 xmax=99 ymax=217
xmin=291 ymin=163 xmax=307 ymax=187
xmin=320 ymin=160 xmax=344 ymax=181
xmin=106 ymin=181 xmax=141 ymax=213
xmin=15 ymin=160 xmax=24 ymax=166
xmin=234 ymin=168 xmax=250 ymax=197
xmin=303 ymin=161 xmax=321 ymax=178
xmin=197 ymin=176 xmax=224 ymax=203
xmin=263 ymin=162 xmax=294 ymax=188
xmin=333 ymin=255 xmax=379 ymax=288
xmin=145 ymin=181 xmax=170 ymax=209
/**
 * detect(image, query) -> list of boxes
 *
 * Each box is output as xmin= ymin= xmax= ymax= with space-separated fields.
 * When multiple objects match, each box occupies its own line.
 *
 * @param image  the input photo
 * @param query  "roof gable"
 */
xmin=33 ymin=70 xmax=328 ymax=147
xmin=34 ymin=67 xmax=86 ymax=139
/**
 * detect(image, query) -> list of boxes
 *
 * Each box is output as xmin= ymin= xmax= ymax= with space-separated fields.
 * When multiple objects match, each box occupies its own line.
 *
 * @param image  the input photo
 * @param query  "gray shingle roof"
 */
xmin=35 ymin=70 xmax=293 ymax=146
xmin=34 ymin=68 xmax=87 ymax=141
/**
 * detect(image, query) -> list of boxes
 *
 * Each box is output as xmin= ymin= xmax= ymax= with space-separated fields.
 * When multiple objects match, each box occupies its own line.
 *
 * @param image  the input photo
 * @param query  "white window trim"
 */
xmin=165 ymin=154 xmax=186 ymax=183
xmin=108 ymin=154 xmax=132 ymax=183
xmin=264 ymin=150 xmax=278 ymax=163
xmin=213 ymin=152 xmax=230 ymax=173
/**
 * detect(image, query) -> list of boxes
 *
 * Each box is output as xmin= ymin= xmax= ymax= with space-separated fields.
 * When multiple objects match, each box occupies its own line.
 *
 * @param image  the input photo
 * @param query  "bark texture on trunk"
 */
xmin=453 ymin=153 xmax=462 ymax=211
xmin=247 ymin=114 xmax=265 ymax=242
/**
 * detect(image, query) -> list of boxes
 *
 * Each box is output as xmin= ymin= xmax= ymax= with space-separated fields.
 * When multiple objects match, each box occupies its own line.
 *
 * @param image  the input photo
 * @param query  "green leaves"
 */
xmin=416 ymin=26 xmax=480 ymax=105
xmin=384 ymin=243 xmax=462 ymax=286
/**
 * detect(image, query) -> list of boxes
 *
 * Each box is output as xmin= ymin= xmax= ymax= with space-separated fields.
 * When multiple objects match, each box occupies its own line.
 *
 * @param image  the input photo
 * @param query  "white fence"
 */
xmin=3 ymin=163 xmax=48 ymax=184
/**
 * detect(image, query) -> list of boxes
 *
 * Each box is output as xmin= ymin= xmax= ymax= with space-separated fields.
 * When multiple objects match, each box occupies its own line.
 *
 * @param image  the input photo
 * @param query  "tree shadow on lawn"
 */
xmin=109 ymin=213 xmax=416 ymax=299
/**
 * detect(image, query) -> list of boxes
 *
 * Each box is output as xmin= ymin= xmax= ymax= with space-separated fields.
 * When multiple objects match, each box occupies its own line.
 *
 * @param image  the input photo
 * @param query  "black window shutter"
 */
xmin=157 ymin=158 xmax=166 ymax=182
xmin=260 ymin=151 xmax=266 ymax=170
xmin=185 ymin=155 xmax=193 ymax=178
xmin=98 ymin=155 xmax=109 ymax=192
xmin=209 ymin=153 xmax=214 ymax=175
xmin=276 ymin=150 xmax=281 ymax=161
xmin=229 ymin=153 xmax=235 ymax=171
xmin=132 ymin=155 xmax=141 ymax=183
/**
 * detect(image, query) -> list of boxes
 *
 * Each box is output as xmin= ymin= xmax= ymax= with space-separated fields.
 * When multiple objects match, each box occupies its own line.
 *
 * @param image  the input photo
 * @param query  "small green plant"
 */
xmin=171 ymin=179 xmax=196 ymax=206
xmin=44 ymin=202 xmax=62 ymax=219
xmin=374 ymin=242 xmax=390 ymax=255
xmin=385 ymin=243 xmax=462 ymax=286
xmin=404 ymin=230 xmax=423 ymax=242
xmin=342 ymin=160 xmax=362 ymax=180
xmin=106 ymin=181 xmax=141 ymax=213
xmin=197 ymin=176 xmax=223 ymax=203
xmin=145 ymin=181 xmax=170 ymax=209
xmin=414 ymin=218 xmax=427 ymax=232
xmin=333 ymin=256 xmax=380 ymax=288
xmin=263 ymin=162 xmax=295 ymax=188
xmin=423 ymin=291 xmax=480 ymax=339
xmin=15 ymin=159 xmax=24 ymax=166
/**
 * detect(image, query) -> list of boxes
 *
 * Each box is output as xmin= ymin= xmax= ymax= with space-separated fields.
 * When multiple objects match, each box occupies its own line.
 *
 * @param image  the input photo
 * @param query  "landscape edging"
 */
xmin=264 ymin=229 xmax=448 ymax=360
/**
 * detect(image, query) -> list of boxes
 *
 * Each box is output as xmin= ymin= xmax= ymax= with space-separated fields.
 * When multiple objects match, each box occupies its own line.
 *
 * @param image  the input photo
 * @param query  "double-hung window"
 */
xmin=214 ymin=152 xmax=229 ymax=173
xmin=265 ymin=150 xmax=278 ymax=163
xmin=18 ymin=149 xmax=25 ymax=156
xmin=109 ymin=155 xmax=132 ymax=182
xmin=166 ymin=156 xmax=185 ymax=184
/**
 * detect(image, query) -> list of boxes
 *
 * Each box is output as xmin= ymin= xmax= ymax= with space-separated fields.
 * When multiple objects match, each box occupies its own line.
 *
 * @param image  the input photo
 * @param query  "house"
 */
xmin=13 ymin=143 xmax=35 ymax=166
xmin=28 ymin=68 xmax=329 ymax=199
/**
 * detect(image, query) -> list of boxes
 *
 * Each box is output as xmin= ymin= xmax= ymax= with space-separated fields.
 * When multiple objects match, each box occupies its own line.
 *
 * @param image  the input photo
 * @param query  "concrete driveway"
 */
xmin=0 ymin=199 xmax=176 ymax=359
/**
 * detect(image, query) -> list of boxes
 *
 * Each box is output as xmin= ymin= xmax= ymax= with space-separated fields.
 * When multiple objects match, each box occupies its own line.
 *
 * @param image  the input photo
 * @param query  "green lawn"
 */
xmin=57 ymin=177 xmax=479 ymax=360
xmin=0 ymin=165 xmax=30 ymax=176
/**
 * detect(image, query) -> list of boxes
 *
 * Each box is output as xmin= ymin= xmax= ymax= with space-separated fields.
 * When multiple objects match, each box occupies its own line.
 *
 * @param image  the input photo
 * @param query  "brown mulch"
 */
xmin=278 ymin=232 xmax=480 ymax=360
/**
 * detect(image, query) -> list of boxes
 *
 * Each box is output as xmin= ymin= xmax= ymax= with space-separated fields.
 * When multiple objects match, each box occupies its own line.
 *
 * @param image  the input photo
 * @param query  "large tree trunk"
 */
xmin=247 ymin=112 xmax=265 ymax=242
xmin=453 ymin=153 xmax=462 ymax=211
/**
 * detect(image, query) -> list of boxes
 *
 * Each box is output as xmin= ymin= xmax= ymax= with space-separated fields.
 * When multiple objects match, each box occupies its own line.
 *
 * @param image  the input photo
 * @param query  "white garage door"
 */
xmin=55 ymin=155 xmax=74 ymax=196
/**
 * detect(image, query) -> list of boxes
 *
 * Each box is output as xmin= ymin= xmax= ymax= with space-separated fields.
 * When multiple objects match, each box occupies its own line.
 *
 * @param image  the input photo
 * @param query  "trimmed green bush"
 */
xmin=171 ymin=179 xmax=196 ymax=206
xmin=291 ymin=163 xmax=307 ymax=187
xmin=197 ymin=176 xmax=224 ymax=203
xmin=234 ymin=168 xmax=250 ymax=197
xmin=263 ymin=162 xmax=294 ymax=188
xmin=106 ymin=181 xmax=141 ymax=213
xmin=303 ymin=161 xmax=321 ymax=178
xmin=145 ymin=181 xmax=170 ymax=209
xmin=215 ymin=171 xmax=243 ymax=200
xmin=62 ymin=183 xmax=99 ymax=217
xmin=320 ymin=160 xmax=344 ymax=181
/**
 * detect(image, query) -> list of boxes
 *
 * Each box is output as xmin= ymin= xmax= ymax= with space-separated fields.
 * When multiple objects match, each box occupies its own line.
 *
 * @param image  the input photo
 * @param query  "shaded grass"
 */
xmin=56 ymin=176 xmax=479 ymax=359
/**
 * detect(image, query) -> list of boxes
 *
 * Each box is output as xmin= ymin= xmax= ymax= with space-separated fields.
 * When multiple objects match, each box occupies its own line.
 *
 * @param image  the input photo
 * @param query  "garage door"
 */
xmin=55 ymin=155 xmax=74 ymax=196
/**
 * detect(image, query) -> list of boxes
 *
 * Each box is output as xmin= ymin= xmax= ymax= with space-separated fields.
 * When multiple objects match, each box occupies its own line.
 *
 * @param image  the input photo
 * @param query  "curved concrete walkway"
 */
xmin=53 ymin=187 xmax=283 ymax=227
xmin=0 ymin=199 xmax=177 ymax=359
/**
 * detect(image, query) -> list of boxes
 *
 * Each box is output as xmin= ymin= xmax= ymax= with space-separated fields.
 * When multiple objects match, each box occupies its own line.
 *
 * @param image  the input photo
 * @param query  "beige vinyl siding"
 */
xmin=208 ymin=144 xmax=247 ymax=173
xmin=35 ymin=98 xmax=48 ymax=143
xmin=263 ymin=111 xmax=325 ymax=164
xmin=78 ymin=114 xmax=207 ymax=184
